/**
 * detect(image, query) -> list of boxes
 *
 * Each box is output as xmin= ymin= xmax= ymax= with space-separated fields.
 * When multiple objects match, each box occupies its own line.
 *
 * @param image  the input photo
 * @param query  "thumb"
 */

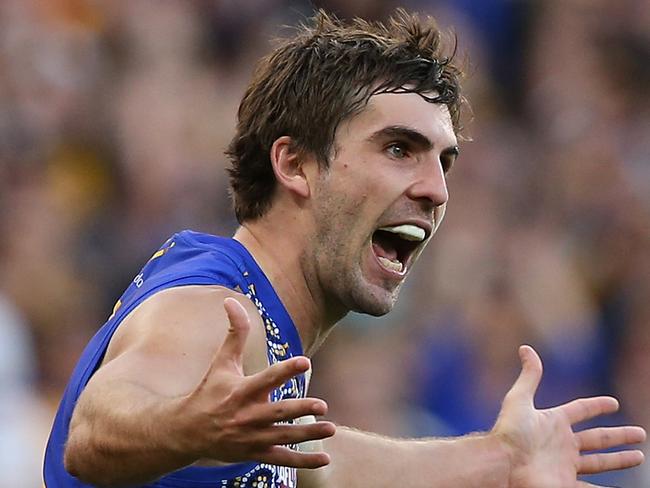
xmin=216 ymin=297 xmax=251 ymax=368
xmin=506 ymin=345 xmax=543 ymax=407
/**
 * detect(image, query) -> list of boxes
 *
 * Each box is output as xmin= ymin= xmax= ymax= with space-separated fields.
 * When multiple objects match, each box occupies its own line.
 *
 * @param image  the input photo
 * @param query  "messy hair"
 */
xmin=227 ymin=9 xmax=466 ymax=222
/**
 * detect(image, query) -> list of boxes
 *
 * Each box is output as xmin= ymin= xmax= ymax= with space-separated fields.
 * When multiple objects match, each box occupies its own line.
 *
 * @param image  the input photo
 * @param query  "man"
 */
xmin=44 ymin=9 xmax=645 ymax=488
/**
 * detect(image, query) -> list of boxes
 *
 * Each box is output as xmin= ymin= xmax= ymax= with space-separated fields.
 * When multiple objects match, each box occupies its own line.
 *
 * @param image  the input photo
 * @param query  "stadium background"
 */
xmin=0 ymin=0 xmax=648 ymax=486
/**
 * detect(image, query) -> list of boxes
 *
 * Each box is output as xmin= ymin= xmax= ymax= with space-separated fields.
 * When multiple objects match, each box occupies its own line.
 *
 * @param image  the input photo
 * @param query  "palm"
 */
xmin=180 ymin=297 xmax=335 ymax=468
xmin=492 ymin=346 xmax=645 ymax=488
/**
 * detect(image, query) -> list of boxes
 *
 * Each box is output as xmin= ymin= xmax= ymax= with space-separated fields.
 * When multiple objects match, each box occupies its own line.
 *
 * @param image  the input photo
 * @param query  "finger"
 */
xmin=576 ymin=426 xmax=647 ymax=451
xmin=246 ymin=398 xmax=328 ymax=426
xmin=250 ymin=421 xmax=336 ymax=448
xmin=256 ymin=445 xmax=331 ymax=469
xmin=555 ymin=396 xmax=619 ymax=425
xmin=217 ymin=297 xmax=251 ymax=366
xmin=578 ymin=449 xmax=645 ymax=474
xmin=505 ymin=345 xmax=543 ymax=405
xmin=245 ymin=356 xmax=311 ymax=397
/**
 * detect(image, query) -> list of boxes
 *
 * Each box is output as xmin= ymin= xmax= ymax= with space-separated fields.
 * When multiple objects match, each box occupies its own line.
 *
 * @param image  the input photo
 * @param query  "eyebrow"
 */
xmin=368 ymin=125 xmax=433 ymax=151
xmin=368 ymin=125 xmax=459 ymax=157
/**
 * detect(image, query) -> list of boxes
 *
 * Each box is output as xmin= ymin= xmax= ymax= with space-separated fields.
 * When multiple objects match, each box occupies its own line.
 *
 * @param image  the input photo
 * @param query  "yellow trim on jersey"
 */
xmin=109 ymin=299 xmax=122 ymax=320
xmin=148 ymin=241 xmax=176 ymax=262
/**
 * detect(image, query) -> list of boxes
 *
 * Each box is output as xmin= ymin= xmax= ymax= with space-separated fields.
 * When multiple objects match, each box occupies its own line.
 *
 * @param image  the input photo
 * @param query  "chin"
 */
xmin=356 ymin=304 xmax=393 ymax=317
xmin=348 ymin=284 xmax=400 ymax=317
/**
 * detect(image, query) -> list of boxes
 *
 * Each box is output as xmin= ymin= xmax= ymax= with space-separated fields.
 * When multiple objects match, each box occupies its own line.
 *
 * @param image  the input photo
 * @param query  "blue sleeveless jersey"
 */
xmin=44 ymin=230 xmax=305 ymax=488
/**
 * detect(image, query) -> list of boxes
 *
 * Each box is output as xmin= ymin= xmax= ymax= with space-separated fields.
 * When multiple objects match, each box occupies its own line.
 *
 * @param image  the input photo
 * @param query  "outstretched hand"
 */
xmin=492 ymin=345 xmax=645 ymax=488
xmin=178 ymin=297 xmax=335 ymax=468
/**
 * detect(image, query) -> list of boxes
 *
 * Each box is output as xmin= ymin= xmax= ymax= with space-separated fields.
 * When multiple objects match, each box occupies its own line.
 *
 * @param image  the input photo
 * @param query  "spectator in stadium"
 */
xmin=44 ymin=9 xmax=645 ymax=488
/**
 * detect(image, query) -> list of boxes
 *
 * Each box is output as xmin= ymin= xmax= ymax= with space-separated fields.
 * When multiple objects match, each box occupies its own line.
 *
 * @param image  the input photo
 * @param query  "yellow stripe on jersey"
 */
xmin=148 ymin=241 xmax=176 ymax=262
xmin=109 ymin=299 xmax=122 ymax=320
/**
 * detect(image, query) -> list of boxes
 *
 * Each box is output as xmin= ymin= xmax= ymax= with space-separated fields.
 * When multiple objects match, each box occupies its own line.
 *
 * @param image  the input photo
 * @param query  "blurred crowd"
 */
xmin=0 ymin=0 xmax=648 ymax=486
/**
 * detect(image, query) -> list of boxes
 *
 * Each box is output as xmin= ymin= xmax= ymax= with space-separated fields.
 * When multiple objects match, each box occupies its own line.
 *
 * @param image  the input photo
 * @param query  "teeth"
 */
xmin=377 ymin=256 xmax=403 ymax=272
xmin=378 ymin=224 xmax=426 ymax=242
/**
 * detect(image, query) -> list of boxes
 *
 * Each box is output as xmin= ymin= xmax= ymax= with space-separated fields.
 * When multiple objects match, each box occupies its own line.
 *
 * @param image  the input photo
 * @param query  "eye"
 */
xmin=386 ymin=142 xmax=409 ymax=159
xmin=441 ymin=155 xmax=453 ymax=173
xmin=440 ymin=146 xmax=459 ymax=174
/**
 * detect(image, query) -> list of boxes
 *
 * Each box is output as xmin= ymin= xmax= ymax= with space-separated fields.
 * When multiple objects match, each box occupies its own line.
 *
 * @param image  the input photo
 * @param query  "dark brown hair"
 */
xmin=227 ymin=9 xmax=465 ymax=222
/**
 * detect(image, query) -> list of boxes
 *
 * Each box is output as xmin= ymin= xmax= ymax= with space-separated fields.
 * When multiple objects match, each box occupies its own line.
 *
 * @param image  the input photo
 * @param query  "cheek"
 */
xmin=318 ymin=183 xmax=365 ymax=224
xmin=312 ymin=194 xmax=355 ymax=252
xmin=313 ymin=173 xmax=384 ymax=248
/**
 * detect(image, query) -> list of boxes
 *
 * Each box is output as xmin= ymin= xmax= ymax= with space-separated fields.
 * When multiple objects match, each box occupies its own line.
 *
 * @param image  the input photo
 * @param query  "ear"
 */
xmin=270 ymin=136 xmax=310 ymax=199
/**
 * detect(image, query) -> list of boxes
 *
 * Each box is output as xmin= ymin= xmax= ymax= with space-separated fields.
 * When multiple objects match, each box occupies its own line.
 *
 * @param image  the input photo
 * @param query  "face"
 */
xmin=305 ymin=91 xmax=459 ymax=316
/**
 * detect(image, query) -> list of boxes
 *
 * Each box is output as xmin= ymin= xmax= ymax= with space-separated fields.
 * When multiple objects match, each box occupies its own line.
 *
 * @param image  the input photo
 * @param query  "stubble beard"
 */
xmin=310 ymin=178 xmax=402 ymax=318
xmin=310 ymin=222 xmax=402 ymax=318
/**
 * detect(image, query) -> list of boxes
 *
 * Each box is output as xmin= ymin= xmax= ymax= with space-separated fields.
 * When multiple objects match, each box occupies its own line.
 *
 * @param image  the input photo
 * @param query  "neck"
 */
xmin=233 ymin=218 xmax=342 ymax=356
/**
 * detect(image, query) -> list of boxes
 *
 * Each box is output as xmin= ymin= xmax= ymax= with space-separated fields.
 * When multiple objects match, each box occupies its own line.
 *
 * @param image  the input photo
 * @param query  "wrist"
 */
xmin=403 ymin=433 xmax=511 ymax=488
xmin=165 ymin=395 xmax=204 ymax=463
xmin=437 ymin=432 xmax=511 ymax=488
xmin=482 ymin=431 xmax=513 ymax=488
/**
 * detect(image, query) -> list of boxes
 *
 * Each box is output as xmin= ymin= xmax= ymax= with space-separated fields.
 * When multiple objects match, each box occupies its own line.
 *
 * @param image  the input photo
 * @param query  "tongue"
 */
xmin=372 ymin=235 xmax=399 ymax=261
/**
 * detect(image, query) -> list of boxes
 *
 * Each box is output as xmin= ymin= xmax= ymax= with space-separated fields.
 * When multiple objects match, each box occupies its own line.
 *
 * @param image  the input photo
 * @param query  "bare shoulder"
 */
xmin=96 ymin=285 xmax=269 ymax=397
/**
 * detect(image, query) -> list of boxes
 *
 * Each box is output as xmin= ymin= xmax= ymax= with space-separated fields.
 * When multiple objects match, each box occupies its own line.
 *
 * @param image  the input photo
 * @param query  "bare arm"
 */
xmin=64 ymin=288 xmax=335 ymax=486
xmin=300 ymin=346 xmax=646 ymax=488
xmin=303 ymin=428 xmax=509 ymax=488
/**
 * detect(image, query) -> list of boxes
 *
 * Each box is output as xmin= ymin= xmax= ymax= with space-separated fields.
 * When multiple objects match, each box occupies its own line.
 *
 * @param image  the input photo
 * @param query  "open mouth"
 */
xmin=371 ymin=224 xmax=428 ymax=275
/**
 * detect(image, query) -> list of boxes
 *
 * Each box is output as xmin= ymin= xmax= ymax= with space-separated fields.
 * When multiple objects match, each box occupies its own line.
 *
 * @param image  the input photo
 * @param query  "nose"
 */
xmin=405 ymin=159 xmax=449 ymax=208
